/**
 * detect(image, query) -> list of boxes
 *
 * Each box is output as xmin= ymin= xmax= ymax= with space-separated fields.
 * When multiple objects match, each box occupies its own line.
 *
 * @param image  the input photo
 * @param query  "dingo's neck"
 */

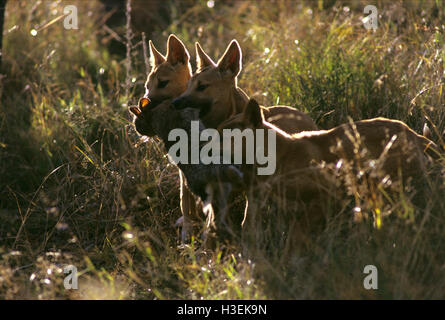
xmin=229 ymin=86 xmax=249 ymax=118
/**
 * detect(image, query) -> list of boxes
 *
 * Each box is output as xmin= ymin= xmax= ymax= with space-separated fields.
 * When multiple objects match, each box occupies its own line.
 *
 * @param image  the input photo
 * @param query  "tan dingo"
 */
xmin=133 ymin=35 xmax=202 ymax=241
xmin=133 ymin=34 xmax=192 ymax=136
xmin=219 ymin=99 xmax=439 ymax=230
xmin=131 ymin=97 xmax=244 ymax=240
xmin=172 ymin=40 xmax=317 ymax=134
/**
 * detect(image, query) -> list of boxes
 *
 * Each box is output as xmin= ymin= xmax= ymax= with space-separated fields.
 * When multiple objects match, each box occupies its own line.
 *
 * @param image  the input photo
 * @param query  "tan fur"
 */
xmin=173 ymin=40 xmax=318 ymax=133
xmin=221 ymin=99 xmax=439 ymax=228
xmin=145 ymin=35 xmax=192 ymax=105
xmin=217 ymin=105 xmax=317 ymax=133
xmin=139 ymin=35 xmax=201 ymax=239
xmin=137 ymin=37 xmax=317 ymax=241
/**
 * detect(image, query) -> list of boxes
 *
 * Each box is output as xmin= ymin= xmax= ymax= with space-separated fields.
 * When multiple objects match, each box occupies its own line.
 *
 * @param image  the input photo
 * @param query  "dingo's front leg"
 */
xmin=179 ymin=170 xmax=200 ymax=242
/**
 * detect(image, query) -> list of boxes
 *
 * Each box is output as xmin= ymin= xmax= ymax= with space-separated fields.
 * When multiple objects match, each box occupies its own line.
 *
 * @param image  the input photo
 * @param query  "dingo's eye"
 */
xmin=197 ymin=83 xmax=209 ymax=91
xmin=158 ymin=79 xmax=169 ymax=89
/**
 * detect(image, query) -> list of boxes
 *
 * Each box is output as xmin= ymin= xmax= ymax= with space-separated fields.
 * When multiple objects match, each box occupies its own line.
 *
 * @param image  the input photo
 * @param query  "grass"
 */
xmin=0 ymin=0 xmax=444 ymax=299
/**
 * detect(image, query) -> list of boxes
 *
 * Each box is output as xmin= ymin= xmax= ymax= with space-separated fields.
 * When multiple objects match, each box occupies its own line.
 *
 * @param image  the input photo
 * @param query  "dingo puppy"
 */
xmin=169 ymin=40 xmax=317 ymax=239
xmin=220 ymin=99 xmax=439 ymax=229
xmin=172 ymin=40 xmax=318 ymax=133
xmin=167 ymin=39 xmax=316 ymax=239
xmin=135 ymin=34 xmax=192 ymax=136
xmin=130 ymin=97 xmax=243 ymax=240
xmin=135 ymin=35 xmax=204 ymax=241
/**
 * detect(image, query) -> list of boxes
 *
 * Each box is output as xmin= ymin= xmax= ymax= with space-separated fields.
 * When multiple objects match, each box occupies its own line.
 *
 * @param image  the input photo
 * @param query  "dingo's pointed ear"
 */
xmin=149 ymin=40 xmax=166 ymax=67
xmin=217 ymin=40 xmax=242 ymax=78
xmin=243 ymin=99 xmax=262 ymax=127
xmin=129 ymin=106 xmax=141 ymax=117
xmin=196 ymin=42 xmax=215 ymax=71
xmin=166 ymin=34 xmax=190 ymax=65
xmin=138 ymin=97 xmax=151 ymax=111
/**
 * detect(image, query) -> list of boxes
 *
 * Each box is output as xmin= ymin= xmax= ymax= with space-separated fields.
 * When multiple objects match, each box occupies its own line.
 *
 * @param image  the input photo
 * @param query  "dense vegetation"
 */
xmin=0 ymin=0 xmax=444 ymax=299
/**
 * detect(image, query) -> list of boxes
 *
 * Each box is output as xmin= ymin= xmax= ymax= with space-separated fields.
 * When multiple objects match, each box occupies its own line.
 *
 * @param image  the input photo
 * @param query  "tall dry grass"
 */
xmin=0 ymin=0 xmax=444 ymax=299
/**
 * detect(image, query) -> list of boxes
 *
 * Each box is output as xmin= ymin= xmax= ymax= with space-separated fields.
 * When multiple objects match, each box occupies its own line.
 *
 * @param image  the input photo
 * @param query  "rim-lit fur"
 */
xmin=172 ymin=40 xmax=318 ymax=133
xmin=221 ymin=99 xmax=439 ymax=229
xmin=145 ymin=34 xmax=192 ymax=108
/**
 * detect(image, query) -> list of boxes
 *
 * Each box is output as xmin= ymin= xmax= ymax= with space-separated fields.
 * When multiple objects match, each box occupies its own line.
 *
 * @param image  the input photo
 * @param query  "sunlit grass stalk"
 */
xmin=124 ymin=0 xmax=133 ymax=101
